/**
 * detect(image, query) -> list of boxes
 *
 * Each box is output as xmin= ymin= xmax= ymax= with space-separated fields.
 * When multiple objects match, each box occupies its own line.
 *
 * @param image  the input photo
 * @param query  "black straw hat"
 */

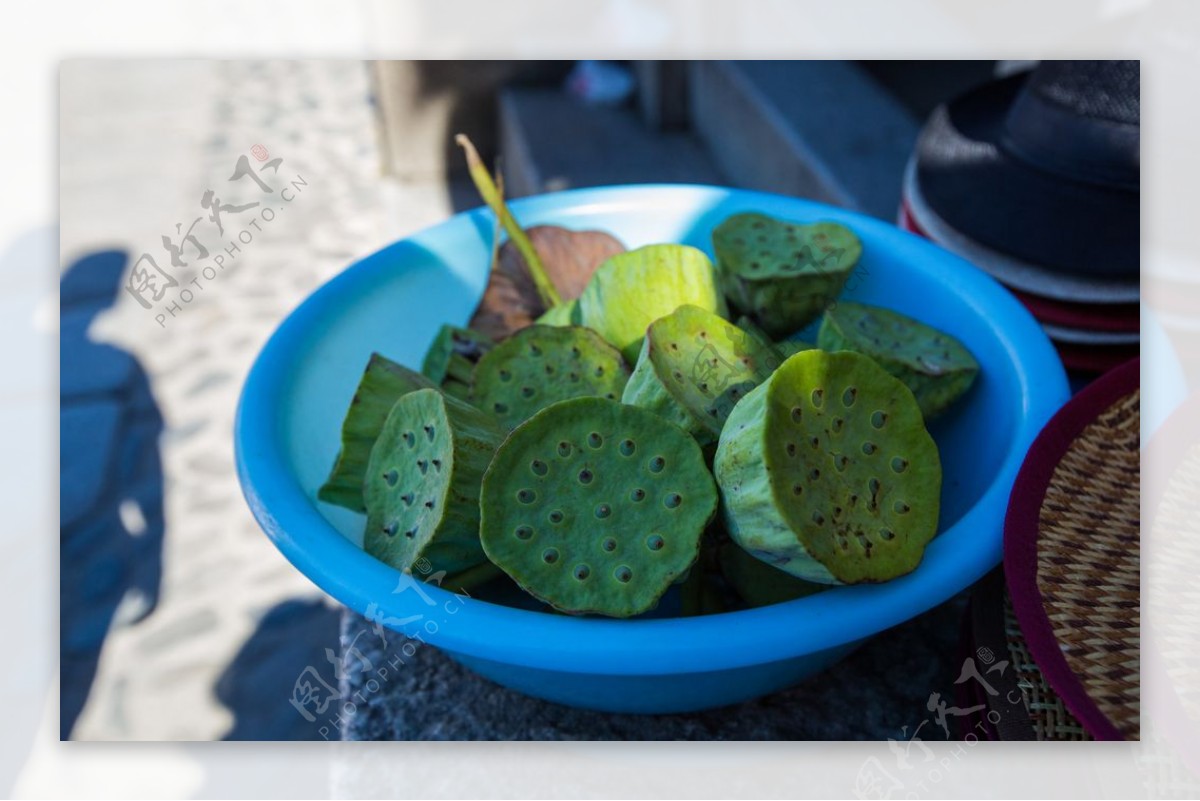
xmin=914 ymin=61 xmax=1139 ymax=279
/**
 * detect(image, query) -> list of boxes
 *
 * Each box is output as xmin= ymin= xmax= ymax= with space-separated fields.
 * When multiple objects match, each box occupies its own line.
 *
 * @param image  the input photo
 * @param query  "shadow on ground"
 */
xmin=60 ymin=250 xmax=166 ymax=738
xmin=216 ymin=598 xmax=342 ymax=740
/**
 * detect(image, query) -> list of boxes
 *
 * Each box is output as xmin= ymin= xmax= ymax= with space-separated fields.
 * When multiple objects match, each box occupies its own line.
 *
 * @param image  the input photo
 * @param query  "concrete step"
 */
xmin=497 ymin=87 xmax=725 ymax=199
xmin=688 ymin=61 xmax=919 ymax=219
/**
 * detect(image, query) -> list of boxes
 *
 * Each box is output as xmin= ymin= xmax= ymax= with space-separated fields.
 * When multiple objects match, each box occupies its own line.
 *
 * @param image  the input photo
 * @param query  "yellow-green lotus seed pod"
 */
xmin=578 ymin=244 xmax=727 ymax=363
xmin=534 ymin=298 xmax=582 ymax=327
xmin=622 ymin=305 xmax=780 ymax=448
xmin=714 ymin=350 xmax=940 ymax=585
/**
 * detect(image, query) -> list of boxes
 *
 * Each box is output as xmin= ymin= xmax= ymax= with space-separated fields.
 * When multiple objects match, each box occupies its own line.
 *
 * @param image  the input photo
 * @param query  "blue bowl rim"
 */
xmin=234 ymin=183 xmax=1069 ymax=676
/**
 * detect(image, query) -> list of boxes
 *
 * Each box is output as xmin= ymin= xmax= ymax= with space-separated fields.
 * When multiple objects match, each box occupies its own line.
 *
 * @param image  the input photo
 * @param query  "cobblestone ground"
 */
xmin=61 ymin=60 xmax=455 ymax=740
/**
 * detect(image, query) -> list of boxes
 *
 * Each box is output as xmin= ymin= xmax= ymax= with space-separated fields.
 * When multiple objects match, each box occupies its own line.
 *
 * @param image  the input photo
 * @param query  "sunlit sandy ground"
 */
xmin=60 ymin=59 xmax=458 ymax=740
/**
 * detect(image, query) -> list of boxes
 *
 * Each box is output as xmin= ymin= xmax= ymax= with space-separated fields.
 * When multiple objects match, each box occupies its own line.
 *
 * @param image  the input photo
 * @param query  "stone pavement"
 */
xmin=60 ymin=60 xmax=453 ymax=740
xmin=337 ymin=595 xmax=968 ymax=741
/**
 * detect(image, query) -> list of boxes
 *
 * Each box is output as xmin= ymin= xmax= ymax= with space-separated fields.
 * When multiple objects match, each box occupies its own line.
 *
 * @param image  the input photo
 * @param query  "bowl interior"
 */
xmin=237 ymin=184 xmax=1068 ymax=673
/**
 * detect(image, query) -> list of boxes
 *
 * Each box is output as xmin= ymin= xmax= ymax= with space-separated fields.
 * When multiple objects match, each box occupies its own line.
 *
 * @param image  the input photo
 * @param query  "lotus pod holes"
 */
xmin=364 ymin=388 xmax=503 ymax=577
xmin=714 ymin=350 xmax=940 ymax=585
xmin=622 ymin=305 xmax=781 ymax=447
xmin=818 ymin=302 xmax=979 ymax=419
xmin=480 ymin=397 xmax=718 ymax=617
xmin=713 ymin=213 xmax=862 ymax=337
xmin=471 ymin=325 xmax=630 ymax=430
xmin=318 ymin=353 xmax=438 ymax=512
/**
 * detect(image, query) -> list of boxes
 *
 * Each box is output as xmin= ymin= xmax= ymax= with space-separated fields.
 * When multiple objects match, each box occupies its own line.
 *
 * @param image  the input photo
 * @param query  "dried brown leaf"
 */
xmin=469 ymin=225 xmax=626 ymax=340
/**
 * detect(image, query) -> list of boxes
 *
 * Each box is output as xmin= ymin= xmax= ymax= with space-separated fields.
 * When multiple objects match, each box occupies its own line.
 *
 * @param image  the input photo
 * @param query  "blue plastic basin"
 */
xmin=235 ymin=185 xmax=1068 ymax=714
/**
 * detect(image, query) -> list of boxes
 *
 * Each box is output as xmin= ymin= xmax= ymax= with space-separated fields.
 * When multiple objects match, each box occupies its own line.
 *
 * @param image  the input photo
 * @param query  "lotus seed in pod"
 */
xmin=714 ymin=350 xmax=940 ymax=585
xmin=319 ymin=353 xmax=438 ymax=512
xmin=578 ymin=244 xmax=727 ymax=363
xmin=471 ymin=325 xmax=630 ymax=430
xmin=480 ymin=397 xmax=718 ymax=617
xmin=364 ymin=388 xmax=503 ymax=576
xmin=622 ymin=305 xmax=781 ymax=448
xmin=818 ymin=302 xmax=979 ymax=419
xmin=712 ymin=213 xmax=862 ymax=337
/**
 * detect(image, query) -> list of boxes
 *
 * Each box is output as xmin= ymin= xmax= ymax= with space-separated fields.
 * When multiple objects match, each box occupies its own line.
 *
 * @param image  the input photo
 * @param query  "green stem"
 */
xmin=456 ymin=134 xmax=562 ymax=310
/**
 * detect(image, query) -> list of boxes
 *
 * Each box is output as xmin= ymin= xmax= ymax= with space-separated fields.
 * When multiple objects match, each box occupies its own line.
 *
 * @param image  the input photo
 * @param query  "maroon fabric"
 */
xmin=1053 ymin=341 xmax=1139 ymax=374
xmin=1010 ymin=287 xmax=1139 ymax=333
xmin=898 ymin=199 xmax=929 ymax=239
xmin=1003 ymin=358 xmax=1140 ymax=741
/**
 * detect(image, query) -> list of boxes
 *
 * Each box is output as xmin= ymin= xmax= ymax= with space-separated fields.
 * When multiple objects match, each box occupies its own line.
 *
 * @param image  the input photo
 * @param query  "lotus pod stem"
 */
xmin=718 ymin=540 xmax=825 ymax=607
xmin=319 ymin=353 xmax=437 ymax=512
xmin=714 ymin=350 xmax=940 ymax=585
xmin=364 ymin=388 xmax=504 ymax=576
xmin=456 ymin=134 xmax=561 ymax=309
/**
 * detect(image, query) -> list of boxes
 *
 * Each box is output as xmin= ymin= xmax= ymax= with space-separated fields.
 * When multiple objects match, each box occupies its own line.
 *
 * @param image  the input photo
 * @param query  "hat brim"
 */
xmin=915 ymin=73 xmax=1138 ymax=279
xmin=902 ymin=163 xmax=1139 ymax=303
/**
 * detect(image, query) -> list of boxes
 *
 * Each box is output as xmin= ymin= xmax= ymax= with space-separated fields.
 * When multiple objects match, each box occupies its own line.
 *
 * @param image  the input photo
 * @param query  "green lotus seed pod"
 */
xmin=471 ymin=325 xmax=630 ymax=430
xmin=534 ymin=298 xmax=581 ymax=327
xmin=718 ymin=540 xmax=825 ymax=608
xmin=480 ymin=397 xmax=718 ymax=617
xmin=818 ymin=302 xmax=979 ymax=419
xmin=714 ymin=350 xmax=940 ymax=585
xmin=713 ymin=213 xmax=862 ymax=337
xmin=318 ymin=353 xmax=437 ymax=512
xmin=578 ymin=244 xmax=727 ymax=363
xmin=364 ymin=388 xmax=503 ymax=576
xmin=420 ymin=324 xmax=494 ymax=386
xmin=622 ymin=305 xmax=781 ymax=448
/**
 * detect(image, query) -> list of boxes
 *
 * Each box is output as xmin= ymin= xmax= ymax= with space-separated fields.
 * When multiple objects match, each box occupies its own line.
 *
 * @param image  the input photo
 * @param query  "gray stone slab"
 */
xmin=498 ymin=87 xmax=725 ymax=199
xmin=689 ymin=61 xmax=918 ymax=219
xmin=338 ymin=593 xmax=967 ymax=741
